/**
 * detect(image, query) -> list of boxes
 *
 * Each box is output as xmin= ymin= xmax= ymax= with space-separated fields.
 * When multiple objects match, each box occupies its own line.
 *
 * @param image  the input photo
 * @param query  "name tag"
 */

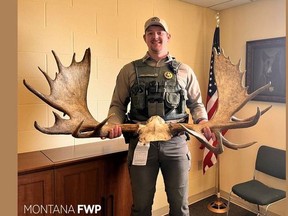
xmin=132 ymin=142 xmax=150 ymax=166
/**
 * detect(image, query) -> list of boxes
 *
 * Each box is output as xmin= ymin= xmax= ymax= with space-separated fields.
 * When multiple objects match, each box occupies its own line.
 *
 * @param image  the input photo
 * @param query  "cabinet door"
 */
xmin=54 ymin=160 xmax=105 ymax=216
xmin=105 ymin=153 xmax=132 ymax=216
xmin=18 ymin=170 xmax=54 ymax=216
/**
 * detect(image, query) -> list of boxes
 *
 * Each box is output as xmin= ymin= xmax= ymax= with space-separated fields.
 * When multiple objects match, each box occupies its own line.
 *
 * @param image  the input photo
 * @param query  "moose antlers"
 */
xmin=23 ymin=48 xmax=271 ymax=154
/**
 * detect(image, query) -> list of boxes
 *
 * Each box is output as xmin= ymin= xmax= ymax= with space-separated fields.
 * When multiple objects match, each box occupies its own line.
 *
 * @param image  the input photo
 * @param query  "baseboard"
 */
xmin=152 ymin=187 xmax=216 ymax=216
xmin=220 ymin=190 xmax=281 ymax=216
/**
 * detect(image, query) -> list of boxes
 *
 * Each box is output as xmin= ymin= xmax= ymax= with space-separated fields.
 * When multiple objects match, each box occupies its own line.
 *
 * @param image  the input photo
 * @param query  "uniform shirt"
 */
xmin=108 ymin=52 xmax=208 ymax=124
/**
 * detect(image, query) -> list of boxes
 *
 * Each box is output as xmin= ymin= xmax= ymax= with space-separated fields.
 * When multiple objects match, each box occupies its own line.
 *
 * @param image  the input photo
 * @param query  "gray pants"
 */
xmin=127 ymin=135 xmax=191 ymax=216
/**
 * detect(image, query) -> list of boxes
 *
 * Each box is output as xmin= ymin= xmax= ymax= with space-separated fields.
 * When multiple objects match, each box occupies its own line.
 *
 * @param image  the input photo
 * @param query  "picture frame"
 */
xmin=246 ymin=37 xmax=286 ymax=103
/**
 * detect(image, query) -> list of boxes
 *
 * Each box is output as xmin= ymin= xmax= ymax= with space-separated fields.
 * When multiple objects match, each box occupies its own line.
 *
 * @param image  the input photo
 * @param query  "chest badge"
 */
xmin=164 ymin=71 xmax=173 ymax=79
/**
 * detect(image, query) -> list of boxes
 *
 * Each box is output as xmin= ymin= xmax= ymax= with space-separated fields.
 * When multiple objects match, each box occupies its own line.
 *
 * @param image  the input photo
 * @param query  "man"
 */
xmin=105 ymin=17 xmax=212 ymax=216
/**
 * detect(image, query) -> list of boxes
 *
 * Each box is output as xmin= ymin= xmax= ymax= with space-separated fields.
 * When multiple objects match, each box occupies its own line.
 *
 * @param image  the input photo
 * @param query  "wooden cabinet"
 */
xmin=18 ymin=139 xmax=132 ymax=216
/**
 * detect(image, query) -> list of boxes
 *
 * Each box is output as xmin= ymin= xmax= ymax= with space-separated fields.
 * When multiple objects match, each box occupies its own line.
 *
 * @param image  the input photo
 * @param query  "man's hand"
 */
xmin=198 ymin=120 xmax=216 ymax=141
xmin=101 ymin=124 xmax=122 ymax=139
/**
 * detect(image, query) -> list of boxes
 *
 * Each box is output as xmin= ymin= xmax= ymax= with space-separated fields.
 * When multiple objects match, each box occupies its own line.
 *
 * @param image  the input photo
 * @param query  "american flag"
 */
xmin=202 ymin=26 xmax=223 ymax=173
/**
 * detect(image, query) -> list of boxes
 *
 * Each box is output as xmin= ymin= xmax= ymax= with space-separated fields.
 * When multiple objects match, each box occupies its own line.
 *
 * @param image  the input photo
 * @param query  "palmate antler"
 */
xmin=173 ymin=49 xmax=272 ymax=153
xmin=23 ymin=48 xmax=271 ymax=154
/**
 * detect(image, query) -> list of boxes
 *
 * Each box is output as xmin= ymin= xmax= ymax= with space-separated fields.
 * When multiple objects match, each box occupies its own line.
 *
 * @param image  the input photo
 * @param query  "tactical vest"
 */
xmin=128 ymin=59 xmax=188 ymax=122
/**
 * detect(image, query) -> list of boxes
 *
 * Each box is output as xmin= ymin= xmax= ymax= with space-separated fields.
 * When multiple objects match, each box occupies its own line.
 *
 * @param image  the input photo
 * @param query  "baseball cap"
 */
xmin=144 ymin=17 xmax=169 ymax=33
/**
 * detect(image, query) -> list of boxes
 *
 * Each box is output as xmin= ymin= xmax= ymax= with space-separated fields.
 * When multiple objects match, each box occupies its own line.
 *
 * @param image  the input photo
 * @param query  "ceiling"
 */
xmin=180 ymin=0 xmax=259 ymax=10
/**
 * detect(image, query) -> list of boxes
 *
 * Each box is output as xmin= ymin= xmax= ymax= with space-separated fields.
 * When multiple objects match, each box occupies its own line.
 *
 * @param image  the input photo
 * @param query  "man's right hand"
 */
xmin=101 ymin=124 xmax=122 ymax=139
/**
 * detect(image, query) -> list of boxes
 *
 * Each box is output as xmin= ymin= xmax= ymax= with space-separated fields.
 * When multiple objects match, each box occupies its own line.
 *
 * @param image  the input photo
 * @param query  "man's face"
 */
xmin=143 ymin=25 xmax=171 ymax=54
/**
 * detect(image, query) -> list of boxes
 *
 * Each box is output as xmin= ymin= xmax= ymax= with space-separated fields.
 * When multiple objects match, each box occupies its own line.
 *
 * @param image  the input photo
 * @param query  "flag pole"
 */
xmin=207 ymin=154 xmax=228 ymax=213
xmin=207 ymin=12 xmax=228 ymax=214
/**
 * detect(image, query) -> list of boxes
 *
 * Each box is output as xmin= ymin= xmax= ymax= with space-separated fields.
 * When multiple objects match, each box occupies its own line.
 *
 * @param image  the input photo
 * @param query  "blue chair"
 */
xmin=227 ymin=145 xmax=286 ymax=216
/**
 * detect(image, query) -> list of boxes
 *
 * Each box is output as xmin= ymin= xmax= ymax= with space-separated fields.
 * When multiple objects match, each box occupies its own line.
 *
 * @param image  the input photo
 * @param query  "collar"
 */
xmin=142 ymin=52 xmax=175 ymax=63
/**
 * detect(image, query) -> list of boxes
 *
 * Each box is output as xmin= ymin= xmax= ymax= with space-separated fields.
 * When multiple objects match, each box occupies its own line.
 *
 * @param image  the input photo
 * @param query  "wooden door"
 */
xmin=18 ymin=170 xmax=54 ymax=216
xmin=54 ymin=160 xmax=105 ymax=216
xmin=105 ymin=153 xmax=132 ymax=216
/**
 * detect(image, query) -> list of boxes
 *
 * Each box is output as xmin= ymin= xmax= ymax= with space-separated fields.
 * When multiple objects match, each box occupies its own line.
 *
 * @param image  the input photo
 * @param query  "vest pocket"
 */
xmin=165 ymin=92 xmax=180 ymax=108
xmin=131 ymin=84 xmax=146 ymax=110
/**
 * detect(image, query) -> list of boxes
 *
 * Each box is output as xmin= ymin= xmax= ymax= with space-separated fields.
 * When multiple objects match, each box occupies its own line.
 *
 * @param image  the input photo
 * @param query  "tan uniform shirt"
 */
xmin=108 ymin=53 xmax=208 ymax=124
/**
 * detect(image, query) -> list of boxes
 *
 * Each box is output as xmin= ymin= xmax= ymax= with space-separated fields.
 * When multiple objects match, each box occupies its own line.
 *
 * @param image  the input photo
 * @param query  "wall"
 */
xmin=219 ymin=0 xmax=286 ymax=215
xmin=17 ymin=0 xmax=215 ymax=151
xmin=17 ymin=0 xmax=217 ymax=213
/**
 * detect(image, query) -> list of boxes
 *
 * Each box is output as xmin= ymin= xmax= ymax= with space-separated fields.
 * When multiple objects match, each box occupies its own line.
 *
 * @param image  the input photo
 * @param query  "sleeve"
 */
xmin=178 ymin=63 xmax=208 ymax=123
xmin=107 ymin=63 xmax=135 ymax=124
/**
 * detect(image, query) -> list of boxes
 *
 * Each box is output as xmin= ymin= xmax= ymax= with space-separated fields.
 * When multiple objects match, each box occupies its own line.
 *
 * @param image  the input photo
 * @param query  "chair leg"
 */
xmin=257 ymin=205 xmax=261 ymax=216
xmin=226 ymin=191 xmax=232 ymax=216
xmin=263 ymin=204 xmax=270 ymax=216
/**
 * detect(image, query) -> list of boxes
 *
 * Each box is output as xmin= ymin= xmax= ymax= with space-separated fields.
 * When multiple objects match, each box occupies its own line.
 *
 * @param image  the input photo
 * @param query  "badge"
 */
xmin=164 ymin=71 xmax=173 ymax=79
